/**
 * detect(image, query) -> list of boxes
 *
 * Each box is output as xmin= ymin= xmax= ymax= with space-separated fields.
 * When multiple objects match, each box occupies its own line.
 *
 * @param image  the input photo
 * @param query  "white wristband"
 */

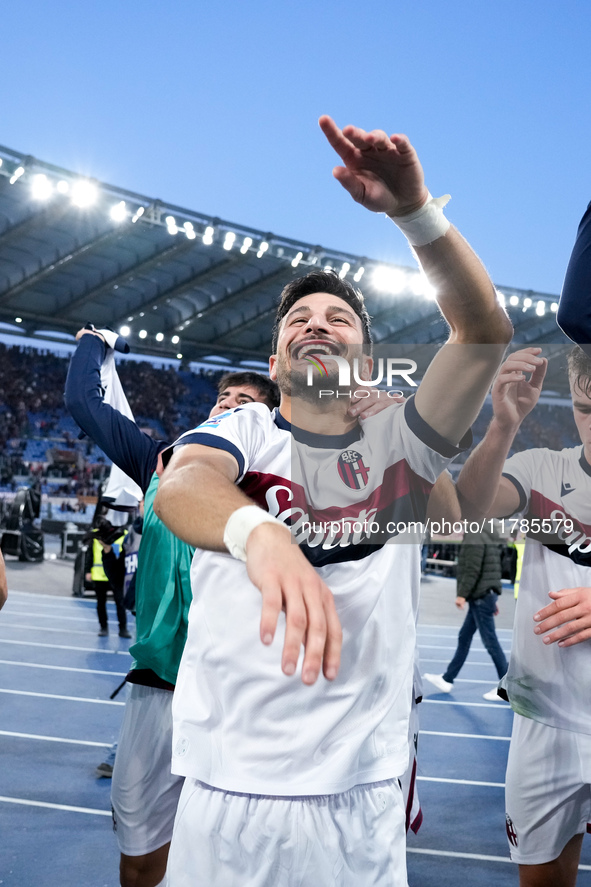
xmin=388 ymin=192 xmax=451 ymax=247
xmin=223 ymin=505 xmax=284 ymax=562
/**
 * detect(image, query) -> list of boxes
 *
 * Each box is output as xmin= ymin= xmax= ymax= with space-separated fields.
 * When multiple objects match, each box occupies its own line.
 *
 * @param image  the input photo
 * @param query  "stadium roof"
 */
xmin=0 ymin=143 xmax=570 ymax=368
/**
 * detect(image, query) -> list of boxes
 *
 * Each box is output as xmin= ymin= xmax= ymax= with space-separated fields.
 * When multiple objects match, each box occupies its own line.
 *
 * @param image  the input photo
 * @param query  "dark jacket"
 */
xmin=457 ymin=536 xmax=502 ymax=600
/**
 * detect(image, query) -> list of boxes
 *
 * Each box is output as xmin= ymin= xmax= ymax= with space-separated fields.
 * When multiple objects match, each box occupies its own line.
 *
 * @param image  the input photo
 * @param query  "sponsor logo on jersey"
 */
xmin=337 ymin=450 xmax=370 ymax=489
xmin=198 ymin=409 xmax=240 ymax=428
xmin=505 ymin=815 xmax=518 ymax=847
xmin=560 ymin=481 xmax=575 ymax=497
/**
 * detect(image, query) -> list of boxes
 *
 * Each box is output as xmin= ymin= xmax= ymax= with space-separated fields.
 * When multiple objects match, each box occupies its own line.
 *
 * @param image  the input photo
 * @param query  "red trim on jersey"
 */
xmin=239 ymin=459 xmax=433 ymax=523
xmin=529 ymin=490 xmax=591 ymax=536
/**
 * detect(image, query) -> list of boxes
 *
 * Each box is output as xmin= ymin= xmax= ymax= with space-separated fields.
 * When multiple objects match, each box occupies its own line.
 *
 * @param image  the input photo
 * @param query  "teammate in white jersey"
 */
xmin=154 ymin=115 xmax=512 ymax=886
xmin=457 ymin=345 xmax=591 ymax=887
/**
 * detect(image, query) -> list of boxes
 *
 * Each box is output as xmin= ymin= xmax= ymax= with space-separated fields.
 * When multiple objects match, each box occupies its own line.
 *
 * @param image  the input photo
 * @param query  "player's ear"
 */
xmin=269 ymin=355 xmax=278 ymax=381
xmin=357 ymin=354 xmax=373 ymax=382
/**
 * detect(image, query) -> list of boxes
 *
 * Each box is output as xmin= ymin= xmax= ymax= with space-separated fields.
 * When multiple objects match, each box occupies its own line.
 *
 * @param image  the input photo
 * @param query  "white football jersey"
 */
xmin=170 ymin=398 xmax=468 ymax=795
xmin=502 ymin=446 xmax=591 ymax=734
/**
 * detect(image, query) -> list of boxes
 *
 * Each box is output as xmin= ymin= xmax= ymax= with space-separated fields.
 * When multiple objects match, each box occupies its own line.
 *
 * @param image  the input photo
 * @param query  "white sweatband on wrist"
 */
xmin=223 ymin=505 xmax=284 ymax=562
xmin=388 ymin=192 xmax=451 ymax=247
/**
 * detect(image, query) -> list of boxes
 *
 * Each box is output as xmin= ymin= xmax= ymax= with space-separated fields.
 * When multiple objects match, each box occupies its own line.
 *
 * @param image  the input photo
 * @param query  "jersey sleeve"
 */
xmin=370 ymin=395 xmax=473 ymax=484
xmin=501 ymin=450 xmax=535 ymax=516
xmin=167 ymin=403 xmax=272 ymax=482
xmin=557 ymin=200 xmax=591 ymax=352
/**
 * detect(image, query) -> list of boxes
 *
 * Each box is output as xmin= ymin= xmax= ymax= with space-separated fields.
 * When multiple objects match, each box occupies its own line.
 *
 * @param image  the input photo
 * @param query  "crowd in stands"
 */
xmin=0 ymin=341 xmax=581 ymax=503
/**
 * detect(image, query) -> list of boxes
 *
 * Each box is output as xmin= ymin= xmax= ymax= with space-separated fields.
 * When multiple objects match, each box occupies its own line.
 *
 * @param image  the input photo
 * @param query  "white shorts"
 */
xmin=167 ymin=777 xmax=408 ymax=887
xmin=111 ymin=683 xmax=184 ymax=856
xmin=505 ymin=713 xmax=591 ymax=864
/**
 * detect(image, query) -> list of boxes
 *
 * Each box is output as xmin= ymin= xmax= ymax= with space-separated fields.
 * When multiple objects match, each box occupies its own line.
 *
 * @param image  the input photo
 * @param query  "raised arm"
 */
xmin=319 ymin=115 xmax=513 ymax=444
xmin=154 ymin=444 xmax=342 ymax=686
xmin=65 ymin=330 xmax=165 ymax=492
xmin=456 ymin=348 xmax=547 ymax=519
xmin=557 ymin=200 xmax=591 ymax=350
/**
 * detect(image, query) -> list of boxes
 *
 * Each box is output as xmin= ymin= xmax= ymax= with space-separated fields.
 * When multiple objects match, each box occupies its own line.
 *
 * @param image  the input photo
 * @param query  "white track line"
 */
xmin=0 ymin=729 xmax=109 ymax=747
xmin=0 ymin=688 xmax=124 ymax=705
xmin=0 ymin=795 xmax=110 ymax=816
xmin=418 ymin=776 xmax=505 ymax=788
xmin=406 ymin=847 xmax=591 ymax=871
xmin=421 ymin=730 xmax=510 ymax=741
xmin=5 ymin=610 xmax=111 ymax=623
xmin=0 ymin=623 xmax=127 ymax=637
xmin=0 ymin=659 xmax=127 ymax=676
xmin=422 ymin=699 xmax=510 ymax=709
xmin=0 ymin=638 xmax=131 ymax=656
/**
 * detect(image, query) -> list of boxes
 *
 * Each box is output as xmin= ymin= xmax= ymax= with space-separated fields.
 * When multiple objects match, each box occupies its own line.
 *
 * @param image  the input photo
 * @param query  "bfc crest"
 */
xmin=337 ymin=450 xmax=370 ymax=490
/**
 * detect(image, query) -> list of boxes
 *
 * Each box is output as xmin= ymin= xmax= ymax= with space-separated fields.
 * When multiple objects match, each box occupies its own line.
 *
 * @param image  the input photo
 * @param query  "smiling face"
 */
xmin=269 ymin=291 xmax=371 ymax=400
xmin=208 ymin=384 xmax=264 ymax=418
xmin=570 ymin=376 xmax=591 ymax=459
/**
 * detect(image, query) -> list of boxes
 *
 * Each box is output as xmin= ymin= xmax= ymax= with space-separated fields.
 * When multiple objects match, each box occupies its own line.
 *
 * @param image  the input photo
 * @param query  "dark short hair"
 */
xmin=567 ymin=346 xmax=591 ymax=399
xmin=217 ymin=371 xmax=279 ymax=409
xmin=271 ymin=270 xmax=372 ymax=353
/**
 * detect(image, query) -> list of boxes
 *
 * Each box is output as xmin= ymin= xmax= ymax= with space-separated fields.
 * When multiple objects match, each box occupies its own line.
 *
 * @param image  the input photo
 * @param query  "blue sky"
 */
xmin=2 ymin=0 xmax=590 ymax=296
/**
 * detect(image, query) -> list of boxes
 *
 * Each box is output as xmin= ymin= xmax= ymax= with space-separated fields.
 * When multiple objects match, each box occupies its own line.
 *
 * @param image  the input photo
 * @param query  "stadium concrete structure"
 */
xmin=0 ymin=143 xmax=571 ymax=376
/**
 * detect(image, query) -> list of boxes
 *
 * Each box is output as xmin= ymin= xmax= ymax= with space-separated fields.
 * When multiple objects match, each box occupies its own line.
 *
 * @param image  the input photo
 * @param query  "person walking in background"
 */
xmin=424 ymin=526 xmax=508 ymax=700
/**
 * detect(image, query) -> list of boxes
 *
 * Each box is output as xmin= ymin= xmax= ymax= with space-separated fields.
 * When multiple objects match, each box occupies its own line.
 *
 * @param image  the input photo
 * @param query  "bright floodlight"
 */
xmin=184 ymin=221 xmax=196 ymax=240
xmin=523 ymin=297 xmax=532 ymax=309
xmin=56 ymin=180 xmax=70 ymax=194
xmin=372 ymin=266 xmax=406 ymax=294
xmin=551 ymin=302 xmax=558 ymax=313
xmin=509 ymin=295 xmax=519 ymax=307
xmin=0 ymin=159 xmax=3 ymax=168
xmin=176 ymin=353 xmax=182 ymax=359
xmin=15 ymin=317 xmax=22 ymax=323
xmin=139 ymin=329 xmax=147 ymax=339
xmin=110 ymin=201 xmax=127 ymax=222
xmin=31 ymin=173 xmax=53 ymax=201
xmin=9 ymin=166 xmax=25 ymax=185
xmin=353 ymin=266 xmax=365 ymax=283
xmin=171 ymin=335 xmax=180 ymax=344
xmin=119 ymin=325 xmax=131 ymax=337
xmin=496 ymin=290 xmax=506 ymax=307
xmin=339 ymin=262 xmax=350 ymax=279
xmin=166 ymin=215 xmax=178 ymax=235
xmin=71 ymin=179 xmax=98 ymax=208
xmin=536 ymin=300 xmax=546 ymax=316
xmin=131 ymin=206 xmax=145 ymax=223
xmin=223 ymin=232 xmax=236 ymax=251
xmin=291 ymin=251 xmax=303 ymax=268
xmin=203 ymin=226 xmax=214 ymax=245
xmin=156 ymin=332 xmax=164 ymax=342
xmin=240 ymin=236 xmax=253 ymax=254
xmin=257 ymin=241 xmax=269 ymax=258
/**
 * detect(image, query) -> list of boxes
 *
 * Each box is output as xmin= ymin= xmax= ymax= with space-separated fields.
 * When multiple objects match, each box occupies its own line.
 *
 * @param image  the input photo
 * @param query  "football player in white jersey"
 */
xmin=154 ymin=115 xmax=512 ymax=886
xmin=457 ymin=345 xmax=591 ymax=887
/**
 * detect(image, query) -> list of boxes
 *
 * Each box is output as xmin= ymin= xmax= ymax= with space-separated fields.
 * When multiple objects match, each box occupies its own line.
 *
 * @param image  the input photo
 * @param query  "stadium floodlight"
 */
xmin=131 ymin=206 xmax=145 ymax=223
xmin=15 ymin=317 xmax=22 ymax=323
xmin=176 ymin=353 xmax=183 ymax=359
xmin=523 ymin=297 xmax=532 ymax=309
xmin=31 ymin=173 xmax=53 ymax=201
xmin=551 ymin=302 xmax=558 ymax=313
xmin=291 ymin=251 xmax=303 ymax=268
xmin=0 ymin=159 xmax=3 ymax=168
xmin=56 ymin=180 xmax=70 ymax=194
xmin=203 ymin=226 xmax=215 ymax=245
xmin=171 ymin=335 xmax=180 ymax=344
xmin=256 ymin=240 xmax=269 ymax=258
xmin=339 ymin=262 xmax=351 ymax=279
xmin=496 ymin=290 xmax=506 ymax=307
xmin=223 ymin=231 xmax=236 ymax=251
xmin=240 ymin=236 xmax=253 ymax=254
xmin=110 ymin=200 xmax=127 ymax=222
xmin=71 ymin=179 xmax=98 ymax=208
xmin=536 ymin=300 xmax=546 ymax=316
xmin=509 ymin=295 xmax=519 ymax=307
xmin=119 ymin=325 xmax=131 ymax=337
xmin=165 ymin=215 xmax=178 ymax=235
xmin=156 ymin=332 xmax=164 ymax=342
xmin=372 ymin=266 xmax=406 ymax=294
xmin=324 ymin=264 xmax=334 ymax=272
xmin=139 ymin=329 xmax=147 ymax=339
xmin=410 ymin=271 xmax=436 ymax=300
xmin=183 ymin=221 xmax=196 ymax=240
xmin=353 ymin=266 xmax=365 ymax=283
xmin=9 ymin=166 xmax=25 ymax=185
